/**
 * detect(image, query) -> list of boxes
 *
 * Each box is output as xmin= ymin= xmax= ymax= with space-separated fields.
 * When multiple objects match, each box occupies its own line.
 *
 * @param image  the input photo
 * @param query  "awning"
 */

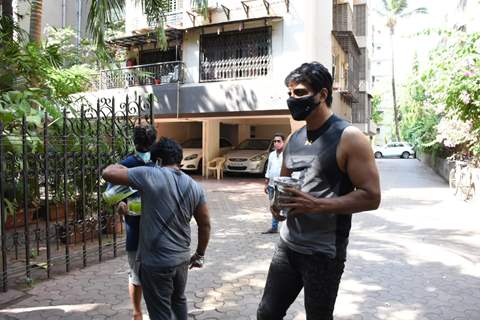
xmin=184 ymin=16 xmax=283 ymax=31
xmin=107 ymin=28 xmax=183 ymax=48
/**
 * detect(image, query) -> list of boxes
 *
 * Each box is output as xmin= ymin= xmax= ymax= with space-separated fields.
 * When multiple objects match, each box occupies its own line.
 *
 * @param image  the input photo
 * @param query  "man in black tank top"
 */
xmin=257 ymin=62 xmax=381 ymax=320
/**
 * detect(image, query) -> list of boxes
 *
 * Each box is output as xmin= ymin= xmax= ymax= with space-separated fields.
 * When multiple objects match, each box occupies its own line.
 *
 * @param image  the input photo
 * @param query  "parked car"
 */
xmin=224 ymin=138 xmax=273 ymax=174
xmin=181 ymin=138 xmax=234 ymax=171
xmin=374 ymin=142 xmax=415 ymax=159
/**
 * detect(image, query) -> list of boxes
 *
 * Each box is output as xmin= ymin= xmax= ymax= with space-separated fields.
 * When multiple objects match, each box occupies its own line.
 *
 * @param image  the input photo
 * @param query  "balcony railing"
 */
xmin=92 ymin=61 xmax=185 ymax=90
xmin=200 ymin=55 xmax=271 ymax=82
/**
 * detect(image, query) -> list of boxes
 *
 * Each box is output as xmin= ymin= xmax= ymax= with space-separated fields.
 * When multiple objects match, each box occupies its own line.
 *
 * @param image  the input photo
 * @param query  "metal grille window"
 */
xmin=359 ymin=48 xmax=366 ymax=81
xmin=200 ymin=27 xmax=272 ymax=82
xmin=354 ymin=4 xmax=367 ymax=36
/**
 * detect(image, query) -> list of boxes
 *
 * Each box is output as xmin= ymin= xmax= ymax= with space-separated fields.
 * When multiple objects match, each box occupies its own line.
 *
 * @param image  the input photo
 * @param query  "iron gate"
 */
xmin=0 ymin=93 xmax=154 ymax=292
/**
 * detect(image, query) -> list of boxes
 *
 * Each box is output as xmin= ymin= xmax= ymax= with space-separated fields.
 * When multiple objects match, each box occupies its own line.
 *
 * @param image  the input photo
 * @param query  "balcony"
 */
xmin=200 ymin=26 xmax=272 ymax=82
xmin=91 ymin=61 xmax=185 ymax=91
xmin=333 ymin=1 xmax=354 ymax=32
xmin=200 ymin=55 xmax=271 ymax=82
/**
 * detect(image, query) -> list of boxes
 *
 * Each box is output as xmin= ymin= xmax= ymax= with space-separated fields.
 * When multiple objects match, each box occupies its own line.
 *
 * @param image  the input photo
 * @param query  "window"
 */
xmin=200 ymin=27 xmax=272 ymax=81
xmin=220 ymin=138 xmax=232 ymax=148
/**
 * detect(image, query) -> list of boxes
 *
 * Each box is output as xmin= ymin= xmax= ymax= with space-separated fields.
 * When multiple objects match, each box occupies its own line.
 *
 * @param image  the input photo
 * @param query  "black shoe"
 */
xmin=261 ymin=228 xmax=278 ymax=234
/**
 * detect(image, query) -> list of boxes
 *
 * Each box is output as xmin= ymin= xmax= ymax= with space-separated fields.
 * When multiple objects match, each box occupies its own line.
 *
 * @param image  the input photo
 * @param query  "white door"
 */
xmin=383 ymin=143 xmax=396 ymax=157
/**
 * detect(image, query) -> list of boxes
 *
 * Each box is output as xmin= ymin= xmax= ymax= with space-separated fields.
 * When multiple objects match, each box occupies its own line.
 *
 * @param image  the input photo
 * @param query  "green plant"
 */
xmin=399 ymin=30 xmax=480 ymax=159
xmin=371 ymin=94 xmax=384 ymax=125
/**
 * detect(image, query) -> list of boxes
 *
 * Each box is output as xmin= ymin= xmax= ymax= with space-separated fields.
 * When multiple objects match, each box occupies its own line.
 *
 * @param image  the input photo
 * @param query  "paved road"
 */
xmin=0 ymin=159 xmax=479 ymax=320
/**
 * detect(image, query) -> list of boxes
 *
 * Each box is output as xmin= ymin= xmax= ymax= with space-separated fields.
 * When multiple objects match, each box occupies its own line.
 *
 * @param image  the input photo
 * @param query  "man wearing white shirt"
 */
xmin=262 ymin=133 xmax=285 ymax=234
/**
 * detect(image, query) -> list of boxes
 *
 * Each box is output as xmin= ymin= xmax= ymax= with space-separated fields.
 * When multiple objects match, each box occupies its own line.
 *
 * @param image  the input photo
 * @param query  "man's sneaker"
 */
xmin=261 ymin=228 xmax=278 ymax=234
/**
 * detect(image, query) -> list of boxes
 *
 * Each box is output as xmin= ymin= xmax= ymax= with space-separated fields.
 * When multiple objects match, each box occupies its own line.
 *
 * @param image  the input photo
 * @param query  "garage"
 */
xmin=154 ymin=115 xmax=295 ymax=177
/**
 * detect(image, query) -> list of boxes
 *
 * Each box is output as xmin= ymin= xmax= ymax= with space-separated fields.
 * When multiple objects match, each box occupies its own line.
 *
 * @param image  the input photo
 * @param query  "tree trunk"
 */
xmin=29 ymin=0 xmax=43 ymax=44
xmin=390 ymin=29 xmax=401 ymax=141
xmin=1 ymin=0 xmax=14 ymax=41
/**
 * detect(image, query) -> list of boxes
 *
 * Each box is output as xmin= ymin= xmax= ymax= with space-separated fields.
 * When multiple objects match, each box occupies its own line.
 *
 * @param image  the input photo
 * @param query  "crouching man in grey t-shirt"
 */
xmin=102 ymin=137 xmax=211 ymax=320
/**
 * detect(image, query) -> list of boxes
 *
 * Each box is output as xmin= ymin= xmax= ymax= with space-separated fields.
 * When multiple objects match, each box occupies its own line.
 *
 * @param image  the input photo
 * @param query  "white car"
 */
xmin=224 ymin=139 xmax=273 ymax=174
xmin=374 ymin=142 xmax=415 ymax=159
xmin=181 ymin=138 xmax=234 ymax=172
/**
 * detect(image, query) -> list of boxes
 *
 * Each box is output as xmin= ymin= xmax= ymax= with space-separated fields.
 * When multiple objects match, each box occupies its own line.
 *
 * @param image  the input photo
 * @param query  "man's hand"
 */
xmin=278 ymin=188 xmax=326 ymax=217
xmin=270 ymin=204 xmax=286 ymax=221
xmin=117 ymin=202 xmax=128 ymax=216
xmin=189 ymin=252 xmax=204 ymax=269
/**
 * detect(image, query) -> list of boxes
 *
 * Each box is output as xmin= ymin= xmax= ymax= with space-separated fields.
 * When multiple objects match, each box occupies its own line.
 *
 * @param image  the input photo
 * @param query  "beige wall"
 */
xmin=202 ymin=119 xmax=220 ymax=176
xmin=331 ymin=91 xmax=353 ymax=122
xmin=332 ymin=36 xmax=349 ymax=91
xmin=154 ymin=121 xmax=202 ymax=143
xmin=254 ymin=125 xmax=291 ymax=140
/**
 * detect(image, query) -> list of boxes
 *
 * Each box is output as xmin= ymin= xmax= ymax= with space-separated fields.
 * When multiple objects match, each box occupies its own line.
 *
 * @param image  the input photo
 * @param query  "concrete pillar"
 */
xmin=202 ymin=119 xmax=220 ymax=177
xmin=238 ymin=124 xmax=250 ymax=143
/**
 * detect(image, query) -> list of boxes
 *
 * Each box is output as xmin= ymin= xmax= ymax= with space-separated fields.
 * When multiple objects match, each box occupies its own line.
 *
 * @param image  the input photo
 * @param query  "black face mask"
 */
xmin=286 ymin=95 xmax=320 ymax=121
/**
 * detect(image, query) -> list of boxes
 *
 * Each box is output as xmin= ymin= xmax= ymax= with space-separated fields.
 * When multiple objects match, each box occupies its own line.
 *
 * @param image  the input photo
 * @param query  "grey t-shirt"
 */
xmin=128 ymin=166 xmax=206 ymax=267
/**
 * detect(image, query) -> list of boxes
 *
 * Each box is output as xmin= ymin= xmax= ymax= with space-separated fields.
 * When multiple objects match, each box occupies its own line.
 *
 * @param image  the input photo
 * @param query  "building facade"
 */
xmin=34 ymin=0 xmax=371 ymax=175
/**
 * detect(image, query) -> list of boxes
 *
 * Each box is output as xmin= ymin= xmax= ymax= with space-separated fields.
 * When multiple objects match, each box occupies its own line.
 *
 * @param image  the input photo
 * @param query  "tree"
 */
xmin=87 ymin=0 xmax=208 ymax=60
xmin=400 ymin=30 xmax=480 ymax=158
xmin=371 ymin=94 xmax=384 ymax=125
xmin=1 ymin=0 xmax=14 ymax=41
xmin=375 ymin=0 xmax=427 ymax=141
xmin=26 ymin=0 xmax=209 ymax=60
xmin=29 ymin=0 xmax=43 ymax=44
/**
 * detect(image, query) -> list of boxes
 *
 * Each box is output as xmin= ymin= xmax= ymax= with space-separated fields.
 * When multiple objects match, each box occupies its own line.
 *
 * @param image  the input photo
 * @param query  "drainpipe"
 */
xmin=62 ymin=0 xmax=66 ymax=28
xmin=76 ymin=0 xmax=81 ymax=48
xmin=176 ymin=79 xmax=180 ymax=118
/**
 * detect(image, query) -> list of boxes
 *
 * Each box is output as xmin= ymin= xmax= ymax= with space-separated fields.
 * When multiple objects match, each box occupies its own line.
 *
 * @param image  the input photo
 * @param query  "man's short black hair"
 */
xmin=273 ymin=133 xmax=285 ymax=141
xmin=284 ymin=62 xmax=333 ymax=106
xmin=150 ymin=137 xmax=183 ymax=166
xmin=133 ymin=125 xmax=157 ymax=151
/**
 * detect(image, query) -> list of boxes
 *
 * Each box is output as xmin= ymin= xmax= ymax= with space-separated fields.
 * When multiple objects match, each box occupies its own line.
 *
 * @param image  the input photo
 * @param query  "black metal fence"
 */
xmin=0 ymin=93 xmax=154 ymax=292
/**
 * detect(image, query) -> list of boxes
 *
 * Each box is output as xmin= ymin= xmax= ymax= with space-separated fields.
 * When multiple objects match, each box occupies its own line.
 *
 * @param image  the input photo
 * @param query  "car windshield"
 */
xmin=236 ymin=139 xmax=271 ymax=150
xmin=181 ymin=139 xmax=202 ymax=148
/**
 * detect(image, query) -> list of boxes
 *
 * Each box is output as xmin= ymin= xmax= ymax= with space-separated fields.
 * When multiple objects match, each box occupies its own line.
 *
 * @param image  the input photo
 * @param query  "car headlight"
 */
xmin=250 ymin=154 xmax=266 ymax=162
xmin=184 ymin=154 xmax=198 ymax=161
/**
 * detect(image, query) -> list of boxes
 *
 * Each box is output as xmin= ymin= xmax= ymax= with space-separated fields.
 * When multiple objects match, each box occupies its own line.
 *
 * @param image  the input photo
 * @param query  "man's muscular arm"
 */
xmin=281 ymin=126 xmax=381 ymax=216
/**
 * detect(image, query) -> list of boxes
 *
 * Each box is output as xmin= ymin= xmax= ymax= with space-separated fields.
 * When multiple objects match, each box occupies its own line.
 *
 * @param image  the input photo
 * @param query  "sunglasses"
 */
xmin=273 ymin=140 xmax=283 ymax=143
xmin=287 ymin=88 xmax=310 ymax=97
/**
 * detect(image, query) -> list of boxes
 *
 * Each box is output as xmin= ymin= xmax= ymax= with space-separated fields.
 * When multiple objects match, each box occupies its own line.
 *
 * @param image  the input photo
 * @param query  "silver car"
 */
xmin=224 ymin=139 xmax=273 ymax=174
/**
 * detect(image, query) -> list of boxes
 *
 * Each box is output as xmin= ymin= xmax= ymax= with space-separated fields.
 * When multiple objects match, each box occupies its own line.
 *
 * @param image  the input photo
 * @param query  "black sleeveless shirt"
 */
xmin=280 ymin=114 xmax=354 ymax=260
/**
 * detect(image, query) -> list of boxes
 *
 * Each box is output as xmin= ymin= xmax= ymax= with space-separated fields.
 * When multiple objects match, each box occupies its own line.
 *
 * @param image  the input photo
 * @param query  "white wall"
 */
xmin=280 ymin=0 xmax=333 ymax=82
xmin=16 ymin=0 xmax=90 ymax=38
xmin=182 ymin=30 xmax=200 ymax=83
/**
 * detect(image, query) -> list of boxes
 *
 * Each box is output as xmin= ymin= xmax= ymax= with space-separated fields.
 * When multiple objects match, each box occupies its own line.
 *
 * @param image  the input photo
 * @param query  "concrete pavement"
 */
xmin=0 ymin=159 xmax=479 ymax=320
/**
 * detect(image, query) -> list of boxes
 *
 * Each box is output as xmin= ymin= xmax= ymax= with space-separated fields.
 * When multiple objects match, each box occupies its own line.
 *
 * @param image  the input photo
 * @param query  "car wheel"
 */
xmin=401 ymin=151 xmax=410 ymax=159
xmin=374 ymin=152 xmax=382 ymax=159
